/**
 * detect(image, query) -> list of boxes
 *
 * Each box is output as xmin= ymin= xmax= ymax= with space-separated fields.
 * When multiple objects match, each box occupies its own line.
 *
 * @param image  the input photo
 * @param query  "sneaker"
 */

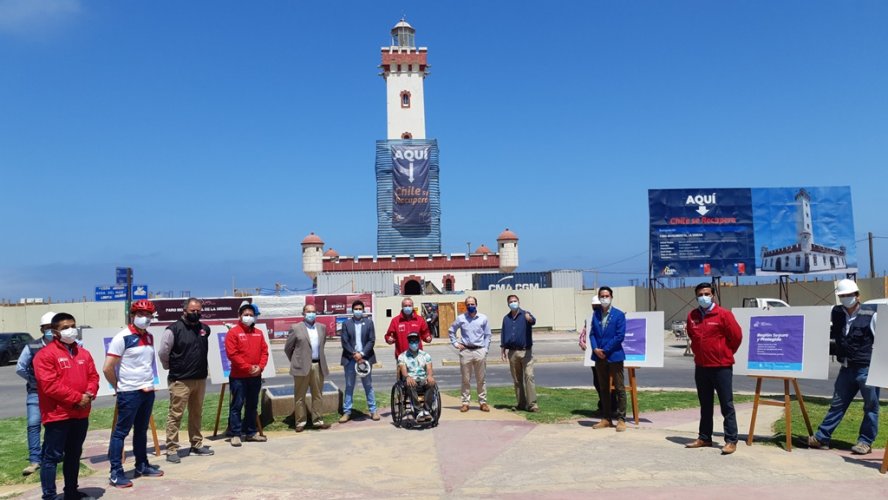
xmin=371 ymin=412 xmax=380 ymax=421
xmin=245 ymin=434 xmax=267 ymax=442
xmin=615 ymin=420 xmax=627 ymax=432
xmin=418 ymin=410 xmax=432 ymax=423
xmin=230 ymin=436 xmax=242 ymax=447
xmin=807 ymin=436 xmax=828 ymax=450
xmin=190 ymin=446 xmax=215 ymax=456
xmin=134 ymin=462 xmax=164 ymax=478
xmin=166 ymin=453 xmax=181 ymax=464
xmin=22 ymin=462 xmax=39 ymax=476
xmin=851 ymin=442 xmax=872 ymax=455
xmin=109 ymin=470 xmax=133 ymax=488
xmin=339 ymin=413 xmax=351 ymax=423
xmin=592 ymin=419 xmax=613 ymax=429
xmin=313 ymin=420 xmax=331 ymax=429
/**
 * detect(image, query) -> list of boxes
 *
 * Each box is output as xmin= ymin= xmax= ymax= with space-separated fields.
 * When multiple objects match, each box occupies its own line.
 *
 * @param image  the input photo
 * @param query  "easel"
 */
xmin=607 ymin=367 xmax=640 ymax=425
xmin=745 ymin=376 xmax=812 ymax=452
xmin=212 ymin=383 xmax=265 ymax=438
xmin=111 ymin=404 xmax=161 ymax=462
xmin=881 ymin=442 xmax=888 ymax=474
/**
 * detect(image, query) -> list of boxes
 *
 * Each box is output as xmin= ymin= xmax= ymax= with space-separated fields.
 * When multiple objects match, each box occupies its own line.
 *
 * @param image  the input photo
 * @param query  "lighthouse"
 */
xmin=381 ymin=19 xmax=429 ymax=140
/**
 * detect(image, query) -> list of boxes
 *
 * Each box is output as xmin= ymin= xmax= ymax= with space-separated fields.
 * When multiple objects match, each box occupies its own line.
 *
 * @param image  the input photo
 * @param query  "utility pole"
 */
xmin=869 ymin=232 xmax=875 ymax=278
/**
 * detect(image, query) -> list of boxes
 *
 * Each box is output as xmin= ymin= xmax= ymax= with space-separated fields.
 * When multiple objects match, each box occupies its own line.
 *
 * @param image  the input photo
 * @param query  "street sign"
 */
xmin=132 ymin=285 xmax=148 ymax=300
xmin=96 ymin=285 xmax=148 ymax=301
xmin=116 ymin=267 xmax=132 ymax=285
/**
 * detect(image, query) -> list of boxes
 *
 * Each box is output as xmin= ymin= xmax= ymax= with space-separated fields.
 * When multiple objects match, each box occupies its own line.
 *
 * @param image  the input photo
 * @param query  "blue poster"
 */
xmin=747 ymin=315 xmax=805 ymax=371
xmin=391 ymin=145 xmax=431 ymax=227
xmin=623 ymin=318 xmax=647 ymax=362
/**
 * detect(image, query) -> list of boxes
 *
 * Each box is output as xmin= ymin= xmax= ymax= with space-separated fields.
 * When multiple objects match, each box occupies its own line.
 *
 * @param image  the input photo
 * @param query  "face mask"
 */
xmin=402 ymin=306 xmax=413 ymax=316
xmin=43 ymin=329 xmax=54 ymax=340
xmin=508 ymin=302 xmax=519 ymax=311
xmin=59 ymin=328 xmax=78 ymax=344
xmin=185 ymin=312 xmax=201 ymax=323
xmin=599 ymin=297 xmax=611 ymax=307
xmin=134 ymin=316 xmax=152 ymax=329
xmin=241 ymin=315 xmax=255 ymax=326
xmin=305 ymin=312 xmax=317 ymax=323
xmin=840 ymin=296 xmax=857 ymax=308
xmin=408 ymin=341 xmax=420 ymax=352
xmin=467 ymin=305 xmax=477 ymax=314
xmin=697 ymin=295 xmax=713 ymax=308
xmin=353 ymin=310 xmax=364 ymax=319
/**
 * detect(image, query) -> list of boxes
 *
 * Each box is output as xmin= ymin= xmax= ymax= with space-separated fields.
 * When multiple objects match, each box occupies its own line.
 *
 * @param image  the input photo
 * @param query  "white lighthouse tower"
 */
xmin=380 ymin=19 xmax=429 ymax=140
xmin=795 ymin=188 xmax=814 ymax=253
xmin=301 ymin=232 xmax=324 ymax=289
xmin=497 ymin=229 xmax=520 ymax=273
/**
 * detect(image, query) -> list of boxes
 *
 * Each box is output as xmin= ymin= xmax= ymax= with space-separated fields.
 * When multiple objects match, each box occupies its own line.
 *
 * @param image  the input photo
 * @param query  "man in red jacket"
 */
xmin=385 ymin=297 xmax=432 ymax=360
xmin=224 ymin=301 xmax=269 ymax=446
xmin=33 ymin=312 xmax=100 ymax=500
xmin=685 ymin=282 xmax=743 ymax=455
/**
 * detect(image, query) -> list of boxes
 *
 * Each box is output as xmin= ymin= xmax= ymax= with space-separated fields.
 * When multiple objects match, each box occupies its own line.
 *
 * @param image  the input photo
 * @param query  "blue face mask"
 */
xmin=43 ymin=329 xmax=54 ymax=340
xmin=697 ymin=295 xmax=713 ymax=309
xmin=353 ymin=309 xmax=364 ymax=319
xmin=508 ymin=302 xmax=519 ymax=311
xmin=467 ymin=305 xmax=477 ymax=314
xmin=408 ymin=341 xmax=420 ymax=352
xmin=402 ymin=306 xmax=413 ymax=316
xmin=305 ymin=312 xmax=317 ymax=323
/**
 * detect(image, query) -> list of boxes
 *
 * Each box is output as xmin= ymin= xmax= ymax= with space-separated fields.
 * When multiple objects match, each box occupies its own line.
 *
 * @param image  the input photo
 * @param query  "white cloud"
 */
xmin=0 ymin=0 xmax=81 ymax=37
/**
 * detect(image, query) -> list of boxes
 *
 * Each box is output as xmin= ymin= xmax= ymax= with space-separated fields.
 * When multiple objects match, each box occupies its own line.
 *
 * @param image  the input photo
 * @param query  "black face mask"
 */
xmin=185 ymin=312 xmax=201 ymax=323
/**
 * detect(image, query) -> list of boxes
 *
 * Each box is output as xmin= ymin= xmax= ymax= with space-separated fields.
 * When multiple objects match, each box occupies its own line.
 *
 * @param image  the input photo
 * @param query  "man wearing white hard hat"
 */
xmin=15 ymin=311 xmax=55 ymax=476
xmin=808 ymin=279 xmax=880 ymax=455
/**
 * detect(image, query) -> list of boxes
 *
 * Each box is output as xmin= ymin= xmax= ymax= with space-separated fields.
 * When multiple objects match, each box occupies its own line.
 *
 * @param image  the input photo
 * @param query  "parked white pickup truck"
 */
xmin=741 ymin=297 xmax=790 ymax=309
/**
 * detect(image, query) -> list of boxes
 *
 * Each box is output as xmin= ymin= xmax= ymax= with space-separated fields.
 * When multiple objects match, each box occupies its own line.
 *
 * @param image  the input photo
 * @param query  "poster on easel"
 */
xmin=733 ymin=306 xmax=830 ymax=379
xmin=583 ymin=311 xmax=664 ymax=368
xmin=80 ymin=327 xmax=170 ymax=397
xmin=207 ymin=324 xmax=277 ymax=385
xmin=865 ymin=304 xmax=888 ymax=388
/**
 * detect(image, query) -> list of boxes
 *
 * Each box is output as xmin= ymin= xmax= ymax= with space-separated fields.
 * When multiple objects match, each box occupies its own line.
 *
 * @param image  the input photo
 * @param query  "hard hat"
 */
xmin=238 ymin=300 xmax=260 ymax=316
xmin=356 ymin=359 xmax=372 ymax=378
xmin=591 ymin=296 xmax=601 ymax=306
xmin=40 ymin=311 xmax=56 ymax=326
xmin=835 ymin=279 xmax=859 ymax=296
xmin=130 ymin=299 xmax=156 ymax=314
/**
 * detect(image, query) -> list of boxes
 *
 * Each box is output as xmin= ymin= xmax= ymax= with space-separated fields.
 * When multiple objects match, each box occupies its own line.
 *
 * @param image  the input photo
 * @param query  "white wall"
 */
xmin=0 ymin=302 xmax=126 ymax=337
xmin=386 ymin=66 xmax=426 ymax=139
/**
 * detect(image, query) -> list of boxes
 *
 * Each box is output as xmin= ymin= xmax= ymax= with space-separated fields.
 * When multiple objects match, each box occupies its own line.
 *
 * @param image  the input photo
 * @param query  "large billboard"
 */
xmin=391 ymin=145 xmax=431 ymax=227
xmin=649 ymin=186 xmax=856 ymax=278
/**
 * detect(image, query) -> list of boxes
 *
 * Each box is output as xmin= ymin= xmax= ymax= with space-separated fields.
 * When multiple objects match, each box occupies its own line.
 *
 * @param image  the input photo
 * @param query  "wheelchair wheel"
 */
xmin=390 ymin=383 xmax=406 ymax=427
xmin=428 ymin=384 xmax=442 ymax=427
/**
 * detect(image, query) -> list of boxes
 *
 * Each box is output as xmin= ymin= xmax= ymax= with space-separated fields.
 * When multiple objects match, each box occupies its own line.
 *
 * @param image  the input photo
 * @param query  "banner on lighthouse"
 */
xmin=391 ymin=145 xmax=431 ymax=227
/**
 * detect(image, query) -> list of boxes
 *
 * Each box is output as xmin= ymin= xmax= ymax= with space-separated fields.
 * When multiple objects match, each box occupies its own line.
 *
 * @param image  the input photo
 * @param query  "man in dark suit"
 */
xmin=339 ymin=300 xmax=379 ymax=422
xmin=284 ymin=304 xmax=330 ymax=432
xmin=589 ymin=286 xmax=628 ymax=432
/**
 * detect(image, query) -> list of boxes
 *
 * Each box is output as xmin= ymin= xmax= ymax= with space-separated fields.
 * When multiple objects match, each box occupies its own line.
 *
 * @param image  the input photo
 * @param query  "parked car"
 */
xmin=0 ymin=332 xmax=34 ymax=365
xmin=741 ymin=297 xmax=790 ymax=309
xmin=863 ymin=298 xmax=888 ymax=306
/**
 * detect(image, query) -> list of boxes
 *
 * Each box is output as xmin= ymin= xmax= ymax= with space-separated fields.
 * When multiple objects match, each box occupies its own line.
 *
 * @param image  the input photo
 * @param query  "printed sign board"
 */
xmin=733 ymin=306 xmax=831 ymax=379
xmin=584 ymin=311 xmax=664 ymax=368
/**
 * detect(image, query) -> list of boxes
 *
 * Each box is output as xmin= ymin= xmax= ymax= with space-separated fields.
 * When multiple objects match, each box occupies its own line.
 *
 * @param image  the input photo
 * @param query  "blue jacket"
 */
xmin=590 ymin=306 xmax=626 ymax=362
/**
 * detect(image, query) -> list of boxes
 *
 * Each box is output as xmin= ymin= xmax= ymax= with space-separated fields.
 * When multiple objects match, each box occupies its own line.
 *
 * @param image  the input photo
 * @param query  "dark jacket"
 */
xmin=165 ymin=319 xmax=210 ymax=382
xmin=501 ymin=308 xmax=536 ymax=350
xmin=340 ymin=317 xmax=376 ymax=366
xmin=830 ymin=304 xmax=876 ymax=367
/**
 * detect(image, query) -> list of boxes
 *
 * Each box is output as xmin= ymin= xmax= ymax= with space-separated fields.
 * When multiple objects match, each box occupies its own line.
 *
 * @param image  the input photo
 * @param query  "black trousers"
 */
xmin=694 ymin=366 xmax=738 ymax=443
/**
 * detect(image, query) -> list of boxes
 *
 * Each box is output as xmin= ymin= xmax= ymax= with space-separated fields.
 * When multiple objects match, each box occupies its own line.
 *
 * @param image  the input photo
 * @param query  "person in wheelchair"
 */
xmin=397 ymin=332 xmax=437 ymax=424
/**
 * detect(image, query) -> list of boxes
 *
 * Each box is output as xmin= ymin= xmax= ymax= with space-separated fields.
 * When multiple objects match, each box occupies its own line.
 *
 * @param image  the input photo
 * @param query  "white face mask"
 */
xmin=134 ymin=316 xmax=152 ymax=329
xmin=59 ymin=328 xmax=78 ymax=344
xmin=241 ymin=315 xmax=256 ymax=326
xmin=840 ymin=296 xmax=858 ymax=308
xmin=599 ymin=297 xmax=611 ymax=308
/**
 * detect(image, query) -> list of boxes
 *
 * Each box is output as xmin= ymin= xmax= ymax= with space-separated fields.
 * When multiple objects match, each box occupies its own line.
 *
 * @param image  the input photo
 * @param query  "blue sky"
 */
xmin=1 ymin=1 xmax=887 ymax=300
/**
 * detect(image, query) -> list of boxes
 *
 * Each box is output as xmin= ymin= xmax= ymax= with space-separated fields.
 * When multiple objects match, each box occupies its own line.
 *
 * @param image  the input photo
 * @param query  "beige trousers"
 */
xmin=166 ymin=378 xmax=206 ymax=454
xmin=293 ymin=363 xmax=325 ymax=426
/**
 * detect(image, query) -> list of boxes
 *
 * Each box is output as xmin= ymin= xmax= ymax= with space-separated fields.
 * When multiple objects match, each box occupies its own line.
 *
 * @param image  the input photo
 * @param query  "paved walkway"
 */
xmin=8 ymin=395 xmax=888 ymax=499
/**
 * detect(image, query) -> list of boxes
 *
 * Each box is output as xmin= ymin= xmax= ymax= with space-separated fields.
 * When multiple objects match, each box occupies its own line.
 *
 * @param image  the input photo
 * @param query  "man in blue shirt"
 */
xmin=448 ymin=296 xmax=492 ymax=412
xmin=15 ymin=311 xmax=55 ymax=476
xmin=501 ymin=294 xmax=538 ymax=412
xmin=590 ymin=287 xmax=627 ymax=432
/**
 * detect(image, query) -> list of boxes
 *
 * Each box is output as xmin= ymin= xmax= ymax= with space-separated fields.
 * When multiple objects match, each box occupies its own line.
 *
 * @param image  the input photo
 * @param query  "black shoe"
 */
xmin=190 ymin=446 xmax=215 ymax=456
xmin=166 ymin=453 xmax=181 ymax=464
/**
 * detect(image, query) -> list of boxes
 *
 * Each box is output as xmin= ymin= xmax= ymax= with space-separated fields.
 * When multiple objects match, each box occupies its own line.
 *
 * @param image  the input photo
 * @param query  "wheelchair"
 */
xmin=390 ymin=379 xmax=441 ymax=429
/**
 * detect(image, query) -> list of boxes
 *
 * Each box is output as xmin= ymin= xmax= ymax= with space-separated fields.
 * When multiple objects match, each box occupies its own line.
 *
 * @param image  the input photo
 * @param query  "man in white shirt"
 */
xmin=284 ymin=304 xmax=331 ymax=432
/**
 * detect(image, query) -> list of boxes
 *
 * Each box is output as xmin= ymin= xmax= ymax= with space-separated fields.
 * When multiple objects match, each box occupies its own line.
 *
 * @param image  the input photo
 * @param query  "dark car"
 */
xmin=0 ymin=333 xmax=34 ymax=364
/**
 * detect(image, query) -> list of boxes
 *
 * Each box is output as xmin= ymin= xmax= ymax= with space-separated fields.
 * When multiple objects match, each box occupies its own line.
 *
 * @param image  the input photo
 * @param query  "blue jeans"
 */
xmin=41 ymin=418 xmax=89 ymax=500
xmin=343 ymin=359 xmax=377 ymax=414
xmin=228 ymin=377 xmax=261 ymax=436
xmin=26 ymin=392 xmax=42 ymax=464
xmin=108 ymin=390 xmax=155 ymax=474
xmin=815 ymin=365 xmax=881 ymax=446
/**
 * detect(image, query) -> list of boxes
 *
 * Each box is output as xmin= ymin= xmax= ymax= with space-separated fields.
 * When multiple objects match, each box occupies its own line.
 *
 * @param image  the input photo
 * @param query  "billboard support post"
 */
xmin=778 ymin=275 xmax=790 ymax=303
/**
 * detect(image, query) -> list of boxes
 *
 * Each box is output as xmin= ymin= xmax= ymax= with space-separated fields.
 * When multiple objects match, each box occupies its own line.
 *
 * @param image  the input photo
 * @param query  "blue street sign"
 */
xmin=132 ymin=285 xmax=148 ymax=300
xmin=96 ymin=284 xmax=148 ymax=301
xmin=116 ymin=267 xmax=131 ymax=285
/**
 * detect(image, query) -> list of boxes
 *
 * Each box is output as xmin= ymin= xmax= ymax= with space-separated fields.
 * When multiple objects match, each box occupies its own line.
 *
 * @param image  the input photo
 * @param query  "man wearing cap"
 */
xmin=33 ymin=312 xmax=99 ymax=500
xmin=500 ymin=295 xmax=538 ymax=412
xmin=685 ymin=282 xmax=742 ymax=455
xmin=448 ymin=296 xmax=492 ymax=412
xmin=15 ymin=311 xmax=55 ymax=476
xmin=808 ymin=279 xmax=880 ymax=455
xmin=103 ymin=299 xmax=164 ymax=488
xmin=224 ymin=301 xmax=269 ymax=446
xmin=589 ymin=286 xmax=628 ymax=432
xmin=285 ymin=304 xmax=331 ymax=432
xmin=385 ymin=297 xmax=432 ymax=359
xmin=397 ymin=332 xmax=437 ymax=423
xmin=339 ymin=300 xmax=379 ymax=422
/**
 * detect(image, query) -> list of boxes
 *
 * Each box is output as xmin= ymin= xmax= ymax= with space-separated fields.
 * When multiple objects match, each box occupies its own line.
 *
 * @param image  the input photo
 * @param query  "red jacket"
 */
xmin=33 ymin=340 xmax=100 ymax=424
xmin=686 ymin=304 xmax=743 ymax=367
xmin=385 ymin=313 xmax=432 ymax=359
xmin=224 ymin=322 xmax=269 ymax=379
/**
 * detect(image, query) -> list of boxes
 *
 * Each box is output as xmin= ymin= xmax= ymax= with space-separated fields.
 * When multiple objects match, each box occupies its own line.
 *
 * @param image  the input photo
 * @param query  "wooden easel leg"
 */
xmin=746 ymin=377 xmax=762 ymax=446
xmin=213 ymin=383 xmax=227 ymax=438
xmin=880 ymin=440 xmax=888 ymax=474
xmin=629 ymin=368 xmax=639 ymax=425
xmin=149 ymin=415 xmax=160 ymax=457
xmin=783 ymin=378 xmax=792 ymax=452
xmin=791 ymin=378 xmax=814 ymax=436
xmin=256 ymin=414 xmax=265 ymax=437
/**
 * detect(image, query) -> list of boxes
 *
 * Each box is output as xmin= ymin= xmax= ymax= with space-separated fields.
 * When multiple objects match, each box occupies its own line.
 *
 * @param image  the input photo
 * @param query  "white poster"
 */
xmin=733 ymin=306 xmax=831 ymax=379
xmin=80 ymin=327 xmax=170 ymax=397
xmin=584 ymin=311 xmax=664 ymax=368
xmin=207 ymin=324 xmax=277 ymax=385
xmin=865 ymin=305 xmax=888 ymax=388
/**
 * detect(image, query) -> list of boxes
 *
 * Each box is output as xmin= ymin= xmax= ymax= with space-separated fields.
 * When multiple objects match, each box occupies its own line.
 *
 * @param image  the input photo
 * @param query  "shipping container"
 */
xmin=551 ymin=270 xmax=583 ymax=289
xmin=472 ymin=272 xmax=552 ymax=291
xmin=317 ymin=271 xmax=394 ymax=297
